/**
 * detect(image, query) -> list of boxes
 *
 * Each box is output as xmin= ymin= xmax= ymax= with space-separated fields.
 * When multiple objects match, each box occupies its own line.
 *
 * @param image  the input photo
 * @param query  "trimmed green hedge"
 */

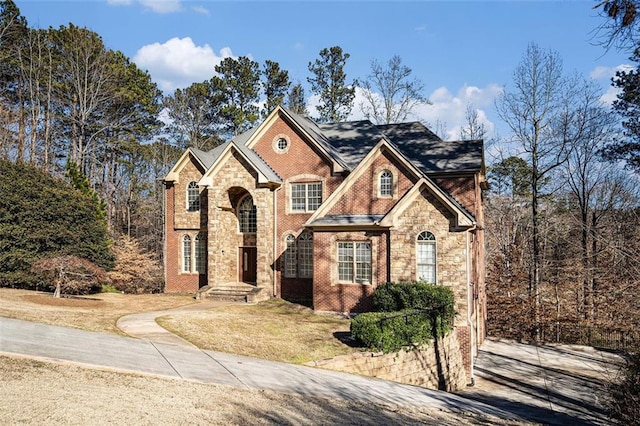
xmin=350 ymin=282 xmax=455 ymax=353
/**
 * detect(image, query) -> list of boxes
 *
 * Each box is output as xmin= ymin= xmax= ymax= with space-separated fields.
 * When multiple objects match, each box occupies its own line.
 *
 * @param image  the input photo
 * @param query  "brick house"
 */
xmin=163 ymin=106 xmax=487 ymax=375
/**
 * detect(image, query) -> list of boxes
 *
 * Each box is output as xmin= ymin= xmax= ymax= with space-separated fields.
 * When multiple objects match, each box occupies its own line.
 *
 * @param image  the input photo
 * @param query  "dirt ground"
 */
xmin=0 ymin=355 xmax=534 ymax=426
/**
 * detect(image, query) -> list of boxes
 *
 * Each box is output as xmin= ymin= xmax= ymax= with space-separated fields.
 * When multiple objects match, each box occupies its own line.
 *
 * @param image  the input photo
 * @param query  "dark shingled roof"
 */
xmin=379 ymin=122 xmax=483 ymax=173
xmin=317 ymin=121 xmax=385 ymax=169
xmin=197 ymin=140 xmax=281 ymax=184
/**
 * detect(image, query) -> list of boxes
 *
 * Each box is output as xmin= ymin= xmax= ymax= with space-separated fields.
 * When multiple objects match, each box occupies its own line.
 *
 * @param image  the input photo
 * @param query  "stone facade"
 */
xmin=163 ymin=106 xmax=486 ymax=382
xmin=307 ymin=331 xmax=468 ymax=392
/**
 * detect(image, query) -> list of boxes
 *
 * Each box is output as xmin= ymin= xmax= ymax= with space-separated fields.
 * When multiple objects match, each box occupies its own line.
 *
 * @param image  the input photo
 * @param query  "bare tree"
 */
xmin=496 ymin=43 xmax=589 ymax=339
xmin=358 ymin=55 xmax=428 ymax=125
xmin=459 ymin=104 xmax=487 ymax=140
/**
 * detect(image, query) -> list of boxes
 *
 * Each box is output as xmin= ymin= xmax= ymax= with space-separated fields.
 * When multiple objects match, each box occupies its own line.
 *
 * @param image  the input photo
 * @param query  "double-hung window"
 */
xmin=182 ymin=235 xmax=192 ymax=273
xmin=284 ymin=235 xmax=297 ymax=278
xmin=417 ymin=231 xmax=436 ymax=284
xmin=337 ymin=241 xmax=371 ymax=284
xmin=187 ymin=182 xmax=200 ymax=212
xmin=291 ymin=182 xmax=322 ymax=212
xmin=379 ymin=170 xmax=393 ymax=197
xmin=195 ymin=233 xmax=206 ymax=274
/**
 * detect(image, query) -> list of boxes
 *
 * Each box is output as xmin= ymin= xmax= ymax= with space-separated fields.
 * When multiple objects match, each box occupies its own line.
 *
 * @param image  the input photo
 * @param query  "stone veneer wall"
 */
xmin=307 ymin=331 xmax=468 ymax=392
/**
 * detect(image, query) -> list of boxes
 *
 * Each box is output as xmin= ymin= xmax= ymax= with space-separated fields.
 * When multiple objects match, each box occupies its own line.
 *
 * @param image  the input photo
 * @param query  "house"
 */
xmin=163 ymin=106 xmax=487 ymax=377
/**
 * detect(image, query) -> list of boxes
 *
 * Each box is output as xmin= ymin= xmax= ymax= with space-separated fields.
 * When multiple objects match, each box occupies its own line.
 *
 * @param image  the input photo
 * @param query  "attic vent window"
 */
xmin=273 ymin=134 xmax=290 ymax=154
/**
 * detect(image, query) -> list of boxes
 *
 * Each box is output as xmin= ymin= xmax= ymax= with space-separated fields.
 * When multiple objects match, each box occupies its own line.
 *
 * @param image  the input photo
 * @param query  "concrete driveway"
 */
xmin=1 ymin=311 xmax=622 ymax=425
xmin=463 ymin=338 xmax=622 ymax=425
xmin=0 ymin=317 xmax=512 ymax=419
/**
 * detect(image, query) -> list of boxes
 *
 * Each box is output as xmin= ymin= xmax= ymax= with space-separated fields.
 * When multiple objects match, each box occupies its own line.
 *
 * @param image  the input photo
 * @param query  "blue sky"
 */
xmin=15 ymin=0 xmax=632 ymax=140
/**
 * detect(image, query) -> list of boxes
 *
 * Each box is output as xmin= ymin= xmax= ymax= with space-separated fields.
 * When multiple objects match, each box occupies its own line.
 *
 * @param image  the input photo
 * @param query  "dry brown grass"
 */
xmin=158 ymin=298 xmax=358 ymax=364
xmin=0 ymin=355 xmax=531 ymax=426
xmin=0 ymin=287 xmax=195 ymax=334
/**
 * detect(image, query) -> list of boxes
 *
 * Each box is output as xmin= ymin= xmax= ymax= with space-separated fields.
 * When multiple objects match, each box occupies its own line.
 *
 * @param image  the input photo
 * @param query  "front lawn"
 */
xmin=158 ymin=299 xmax=358 ymax=364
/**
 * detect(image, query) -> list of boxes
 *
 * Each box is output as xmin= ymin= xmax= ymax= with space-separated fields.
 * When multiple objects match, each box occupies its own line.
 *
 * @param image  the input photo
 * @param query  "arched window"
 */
xmin=182 ymin=235 xmax=192 ymax=273
xmin=195 ymin=233 xmax=206 ymax=274
xmin=284 ymin=234 xmax=297 ymax=278
xmin=298 ymin=232 xmax=313 ymax=278
xmin=379 ymin=170 xmax=393 ymax=197
xmin=238 ymin=196 xmax=257 ymax=233
xmin=417 ymin=231 xmax=436 ymax=284
xmin=187 ymin=181 xmax=200 ymax=212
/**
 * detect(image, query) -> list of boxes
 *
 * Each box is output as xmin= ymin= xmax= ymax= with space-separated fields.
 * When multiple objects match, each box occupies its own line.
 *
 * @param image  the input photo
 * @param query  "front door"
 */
xmin=239 ymin=247 xmax=257 ymax=283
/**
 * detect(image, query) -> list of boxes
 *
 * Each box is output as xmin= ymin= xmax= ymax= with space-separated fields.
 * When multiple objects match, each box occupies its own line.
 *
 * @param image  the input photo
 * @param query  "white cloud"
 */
xmin=140 ymin=0 xmax=182 ymax=13
xmin=134 ymin=37 xmax=234 ymax=93
xmin=107 ymin=0 xmax=182 ymax=14
xmin=415 ymin=84 xmax=502 ymax=139
xmin=590 ymin=63 xmax=634 ymax=105
xmin=346 ymin=83 xmax=500 ymax=139
xmin=191 ymin=5 xmax=210 ymax=15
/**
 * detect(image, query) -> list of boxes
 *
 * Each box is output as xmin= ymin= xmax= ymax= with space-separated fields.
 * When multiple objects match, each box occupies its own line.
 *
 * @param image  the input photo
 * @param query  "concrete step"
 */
xmin=196 ymin=284 xmax=269 ymax=303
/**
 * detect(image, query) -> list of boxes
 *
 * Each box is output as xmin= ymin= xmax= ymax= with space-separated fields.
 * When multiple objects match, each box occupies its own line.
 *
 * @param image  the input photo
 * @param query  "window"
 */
xmin=291 ymin=182 xmax=322 ymax=212
xmin=187 ymin=181 xmax=200 ymax=212
xmin=379 ymin=170 xmax=393 ymax=197
xmin=284 ymin=234 xmax=297 ymax=278
xmin=298 ymin=232 xmax=313 ymax=278
xmin=238 ymin=196 xmax=257 ymax=233
xmin=273 ymin=134 xmax=290 ymax=153
xmin=417 ymin=231 xmax=436 ymax=284
xmin=277 ymin=138 xmax=288 ymax=151
xmin=195 ymin=233 xmax=206 ymax=274
xmin=182 ymin=235 xmax=192 ymax=273
xmin=337 ymin=241 xmax=371 ymax=283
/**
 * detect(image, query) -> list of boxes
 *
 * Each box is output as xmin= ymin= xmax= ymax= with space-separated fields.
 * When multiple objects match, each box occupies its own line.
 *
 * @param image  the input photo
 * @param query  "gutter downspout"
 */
xmin=272 ymin=186 xmax=281 ymax=297
xmin=466 ymin=226 xmax=477 ymax=386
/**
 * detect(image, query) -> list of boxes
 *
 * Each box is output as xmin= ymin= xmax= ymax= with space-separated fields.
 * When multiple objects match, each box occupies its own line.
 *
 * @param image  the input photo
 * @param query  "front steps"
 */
xmin=196 ymin=283 xmax=270 ymax=304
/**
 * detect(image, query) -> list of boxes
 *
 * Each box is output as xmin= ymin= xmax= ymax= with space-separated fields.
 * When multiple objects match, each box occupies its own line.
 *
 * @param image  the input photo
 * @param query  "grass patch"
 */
xmin=0 ymin=287 xmax=196 ymax=334
xmin=158 ymin=299 xmax=358 ymax=364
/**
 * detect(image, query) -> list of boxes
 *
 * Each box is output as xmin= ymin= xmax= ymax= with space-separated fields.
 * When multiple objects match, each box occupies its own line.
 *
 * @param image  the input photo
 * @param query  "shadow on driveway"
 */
xmin=460 ymin=338 xmax=622 ymax=425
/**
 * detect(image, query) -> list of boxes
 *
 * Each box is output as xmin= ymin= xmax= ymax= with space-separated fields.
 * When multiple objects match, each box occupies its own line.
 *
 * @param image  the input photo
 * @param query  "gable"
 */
xmin=380 ymin=179 xmax=475 ymax=229
xmin=249 ymin=111 xmax=342 ymax=188
xmin=247 ymin=107 xmax=347 ymax=175
xmin=324 ymin=148 xmax=418 ymax=216
xmin=164 ymin=149 xmax=207 ymax=183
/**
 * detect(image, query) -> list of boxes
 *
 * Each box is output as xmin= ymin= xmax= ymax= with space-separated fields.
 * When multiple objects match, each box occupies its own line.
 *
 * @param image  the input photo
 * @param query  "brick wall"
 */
xmin=327 ymin=150 xmax=417 ymax=216
xmin=252 ymin=114 xmax=344 ymax=300
xmin=312 ymin=231 xmax=383 ymax=313
xmin=307 ymin=331 xmax=468 ymax=391
xmin=164 ymin=156 xmax=206 ymax=293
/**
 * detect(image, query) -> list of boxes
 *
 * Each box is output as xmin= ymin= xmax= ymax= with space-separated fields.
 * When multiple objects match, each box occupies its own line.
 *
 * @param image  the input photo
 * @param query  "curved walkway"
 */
xmin=116 ymin=300 xmax=236 ymax=347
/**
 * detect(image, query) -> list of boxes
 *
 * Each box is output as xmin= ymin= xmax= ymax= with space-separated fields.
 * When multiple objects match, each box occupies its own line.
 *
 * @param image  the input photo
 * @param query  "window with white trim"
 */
xmin=284 ymin=234 xmax=297 ymax=278
xmin=379 ymin=170 xmax=393 ymax=197
xmin=187 ymin=181 xmax=200 ymax=212
xmin=291 ymin=182 xmax=322 ymax=212
xmin=238 ymin=196 xmax=257 ymax=233
xmin=417 ymin=231 xmax=436 ymax=284
xmin=298 ymin=232 xmax=313 ymax=278
xmin=337 ymin=241 xmax=371 ymax=284
xmin=195 ymin=233 xmax=206 ymax=274
xmin=182 ymin=235 xmax=192 ymax=273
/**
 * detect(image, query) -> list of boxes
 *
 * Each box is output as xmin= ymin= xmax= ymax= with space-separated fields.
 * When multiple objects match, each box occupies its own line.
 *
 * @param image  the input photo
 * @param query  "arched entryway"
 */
xmin=231 ymin=189 xmax=257 ymax=284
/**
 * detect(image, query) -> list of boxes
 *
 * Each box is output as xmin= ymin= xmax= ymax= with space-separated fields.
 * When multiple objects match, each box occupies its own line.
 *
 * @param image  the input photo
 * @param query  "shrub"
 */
xmin=351 ymin=282 xmax=456 ymax=353
xmin=107 ymin=236 xmax=164 ymax=294
xmin=607 ymin=351 xmax=640 ymax=424
xmin=351 ymin=310 xmax=433 ymax=353
xmin=31 ymin=255 xmax=109 ymax=297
